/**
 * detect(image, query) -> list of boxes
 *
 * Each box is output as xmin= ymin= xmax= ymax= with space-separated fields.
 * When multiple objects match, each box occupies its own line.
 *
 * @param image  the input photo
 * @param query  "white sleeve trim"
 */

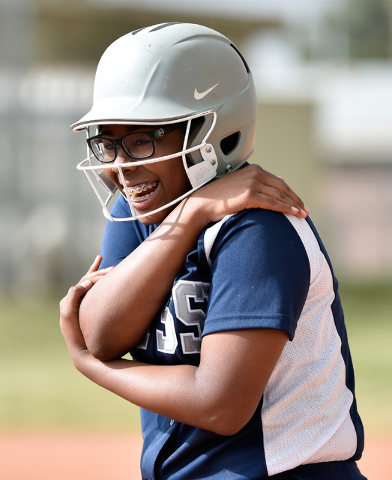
xmin=203 ymin=214 xmax=234 ymax=267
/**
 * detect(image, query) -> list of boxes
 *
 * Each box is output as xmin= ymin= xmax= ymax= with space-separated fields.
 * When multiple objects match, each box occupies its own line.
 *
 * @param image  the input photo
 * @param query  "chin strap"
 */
xmin=187 ymin=144 xmax=217 ymax=189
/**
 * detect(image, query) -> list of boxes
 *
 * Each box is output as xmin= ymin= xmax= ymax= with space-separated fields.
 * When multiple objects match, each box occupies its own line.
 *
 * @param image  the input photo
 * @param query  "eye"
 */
xmin=102 ymin=140 xmax=115 ymax=152
xmin=124 ymin=134 xmax=154 ymax=157
xmin=135 ymin=138 xmax=151 ymax=146
xmin=126 ymin=135 xmax=151 ymax=147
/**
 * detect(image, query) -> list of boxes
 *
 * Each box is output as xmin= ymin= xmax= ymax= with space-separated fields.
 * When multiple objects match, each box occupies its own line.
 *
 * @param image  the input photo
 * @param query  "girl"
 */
xmin=61 ymin=23 xmax=366 ymax=479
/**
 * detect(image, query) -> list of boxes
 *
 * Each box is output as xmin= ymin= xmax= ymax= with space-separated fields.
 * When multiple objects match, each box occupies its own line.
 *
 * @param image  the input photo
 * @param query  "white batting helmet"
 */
xmin=72 ymin=22 xmax=257 ymax=221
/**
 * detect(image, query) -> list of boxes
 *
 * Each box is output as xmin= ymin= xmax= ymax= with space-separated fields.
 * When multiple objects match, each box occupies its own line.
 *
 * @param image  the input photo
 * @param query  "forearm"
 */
xmin=67 ymin=327 xmax=287 ymax=435
xmin=79 ymin=198 xmax=209 ymax=360
xmin=72 ymin=351 xmax=246 ymax=435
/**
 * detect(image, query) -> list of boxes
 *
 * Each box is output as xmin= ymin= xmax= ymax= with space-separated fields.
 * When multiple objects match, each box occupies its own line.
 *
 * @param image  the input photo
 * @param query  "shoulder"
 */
xmin=206 ymin=210 xmax=327 ymax=287
xmin=202 ymin=210 xmax=312 ymax=339
xmin=209 ymin=208 xmax=299 ymax=238
xmin=203 ymin=209 xmax=308 ymax=266
xmin=100 ymin=196 xmax=158 ymax=268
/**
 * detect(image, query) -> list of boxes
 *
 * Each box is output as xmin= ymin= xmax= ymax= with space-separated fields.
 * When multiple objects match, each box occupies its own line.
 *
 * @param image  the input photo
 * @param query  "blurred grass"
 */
xmin=0 ymin=283 xmax=391 ymax=435
xmin=0 ymin=293 xmax=141 ymax=433
xmin=339 ymin=282 xmax=392 ymax=436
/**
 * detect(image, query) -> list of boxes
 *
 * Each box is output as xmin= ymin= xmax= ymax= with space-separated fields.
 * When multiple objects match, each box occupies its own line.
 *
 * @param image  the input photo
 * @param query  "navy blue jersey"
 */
xmin=100 ymin=195 xmax=365 ymax=479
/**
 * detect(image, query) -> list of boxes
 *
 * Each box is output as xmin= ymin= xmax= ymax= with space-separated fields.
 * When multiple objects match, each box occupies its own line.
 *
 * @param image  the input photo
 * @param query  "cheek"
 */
xmin=178 ymin=172 xmax=192 ymax=194
xmin=165 ymin=161 xmax=191 ymax=196
xmin=104 ymin=168 xmax=120 ymax=186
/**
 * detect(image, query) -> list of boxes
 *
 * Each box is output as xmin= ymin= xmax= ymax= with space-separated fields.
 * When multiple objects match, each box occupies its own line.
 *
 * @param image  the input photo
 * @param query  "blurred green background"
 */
xmin=1 ymin=284 xmax=391 ymax=436
xmin=1 ymin=0 xmax=391 ymax=440
xmin=0 ymin=293 xmax=140 ymax=434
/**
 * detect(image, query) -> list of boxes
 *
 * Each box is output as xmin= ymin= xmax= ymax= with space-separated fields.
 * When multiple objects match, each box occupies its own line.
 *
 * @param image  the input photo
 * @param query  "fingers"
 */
xmin=249 ymin=165 xmax=309 ymax=217
xmin=60 ymin=283 xmax=92 ymax=357
xmin=79 ymin=279 xmax=94 ymax=289
xmin=86 ymin=255 xmax=102 ymax=274
xmin=259 ymin=182 xmax=308 ymax=218
xmin=79 ymin=266 xmax=114 ymax=286
xmin=253 ymin=191 xmax=305 ymax=217
xmin=60 ymin=281 xmax=93 ymax=317
xmin=79 ymin=256 xmax=113 ymax=286
xmin=190 ymin=163 xmax=310 ymax=223
xmin=268 ymin=179 xmax=309 ymax=215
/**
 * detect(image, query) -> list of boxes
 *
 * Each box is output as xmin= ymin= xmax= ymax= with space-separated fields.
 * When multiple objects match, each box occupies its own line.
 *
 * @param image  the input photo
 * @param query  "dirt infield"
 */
xmin=0 ymin=432 xmax=389 ymax=479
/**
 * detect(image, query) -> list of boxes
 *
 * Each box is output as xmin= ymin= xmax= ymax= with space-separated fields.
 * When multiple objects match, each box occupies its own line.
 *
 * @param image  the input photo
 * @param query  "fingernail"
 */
xmin=304 ymin=205 xmax=310 ymax=214
xmin=291 ymin=206 xmax=299 ymax=213
xmin=79 ymin=280 xmax=93 ymax=288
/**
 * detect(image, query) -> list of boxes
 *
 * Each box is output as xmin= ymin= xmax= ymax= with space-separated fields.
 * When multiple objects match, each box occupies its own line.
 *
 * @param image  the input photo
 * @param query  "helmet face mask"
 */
xmin=72 ymin=22 xmax=257 ymax=222
xmin=78 ymin=112 xmax=219 ymax=222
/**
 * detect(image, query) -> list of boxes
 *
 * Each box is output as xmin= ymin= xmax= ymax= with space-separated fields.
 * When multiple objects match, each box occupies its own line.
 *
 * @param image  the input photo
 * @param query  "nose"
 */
xmin=112 ymin=148 xmax=138 ymax=171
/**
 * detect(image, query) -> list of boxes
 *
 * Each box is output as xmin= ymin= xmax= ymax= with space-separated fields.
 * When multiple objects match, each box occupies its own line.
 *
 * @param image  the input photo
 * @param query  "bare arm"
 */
xmin=61 ymin=283 xmax=288 ymax=435
xmin=79 ymin=165 xmax=307 ymax=360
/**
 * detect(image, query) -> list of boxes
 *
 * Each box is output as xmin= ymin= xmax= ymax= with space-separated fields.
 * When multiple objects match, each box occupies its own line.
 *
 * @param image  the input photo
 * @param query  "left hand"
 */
xmin=188 ymin=164 xmax=309 ymax=225
xmin=60 ymin=280 xmax=94 ymax=362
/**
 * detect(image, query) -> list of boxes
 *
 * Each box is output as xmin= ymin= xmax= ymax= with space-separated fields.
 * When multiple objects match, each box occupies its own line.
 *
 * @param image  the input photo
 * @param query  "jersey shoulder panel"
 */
xmin=284 ymin=214 xmax=324 ymax=284
xmin=202 ymin=210 xmax=311 ymax=340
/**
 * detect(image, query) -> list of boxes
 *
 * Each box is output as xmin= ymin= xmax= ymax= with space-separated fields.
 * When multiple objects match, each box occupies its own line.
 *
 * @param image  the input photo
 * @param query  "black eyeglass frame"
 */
xmin=86 ymin=123 xmax=183 ymax=164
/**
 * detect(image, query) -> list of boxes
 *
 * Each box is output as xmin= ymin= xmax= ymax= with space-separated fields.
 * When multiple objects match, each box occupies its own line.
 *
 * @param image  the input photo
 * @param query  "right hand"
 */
xmin=188 ymin=164 xmax=309 ymax=224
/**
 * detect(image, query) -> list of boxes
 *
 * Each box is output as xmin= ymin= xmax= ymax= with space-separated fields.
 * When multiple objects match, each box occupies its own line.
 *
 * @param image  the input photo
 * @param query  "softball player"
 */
xmin=60 ymin=23 xmax=366 ymax=479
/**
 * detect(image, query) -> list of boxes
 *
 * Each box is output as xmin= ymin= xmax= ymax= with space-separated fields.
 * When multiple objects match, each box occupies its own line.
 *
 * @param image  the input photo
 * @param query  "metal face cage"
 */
xmin=76 ymin=111 xmax=218 ymax=222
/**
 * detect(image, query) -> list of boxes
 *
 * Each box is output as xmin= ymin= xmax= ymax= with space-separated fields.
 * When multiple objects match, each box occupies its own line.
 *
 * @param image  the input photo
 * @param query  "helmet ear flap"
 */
xmin=186 ymin=115 xmax=214 ymax=166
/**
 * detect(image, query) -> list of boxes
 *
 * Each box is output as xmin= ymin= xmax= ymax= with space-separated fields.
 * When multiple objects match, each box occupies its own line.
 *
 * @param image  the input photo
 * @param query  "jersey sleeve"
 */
xmin=99 ymin=196 xmax=149 ymax=268
xmin=202 ymin=210 xmax=311 ymax=341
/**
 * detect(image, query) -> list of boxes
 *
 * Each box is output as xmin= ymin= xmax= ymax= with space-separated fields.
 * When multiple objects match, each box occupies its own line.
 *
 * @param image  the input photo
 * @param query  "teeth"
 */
xmin=132 ymin=193 xmax=153 ymax=203
xmin=126 ymin=181 xmax=158 ymax=201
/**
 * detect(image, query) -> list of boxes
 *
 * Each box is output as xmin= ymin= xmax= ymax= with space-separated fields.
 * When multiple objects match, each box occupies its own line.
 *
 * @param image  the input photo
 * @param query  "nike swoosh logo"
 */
xmin=194 ymin=83 xmax=219 ymax=100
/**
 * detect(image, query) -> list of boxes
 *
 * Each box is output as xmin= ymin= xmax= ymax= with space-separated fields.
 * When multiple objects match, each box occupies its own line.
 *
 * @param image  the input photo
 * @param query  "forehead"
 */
xmin=99 ymin=124 xmax=157 ymax=136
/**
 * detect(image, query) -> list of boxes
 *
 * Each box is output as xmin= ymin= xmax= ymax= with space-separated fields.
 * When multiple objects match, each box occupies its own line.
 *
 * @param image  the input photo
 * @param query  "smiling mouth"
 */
xmin=124 ymin=181 xmax=159 ymax=203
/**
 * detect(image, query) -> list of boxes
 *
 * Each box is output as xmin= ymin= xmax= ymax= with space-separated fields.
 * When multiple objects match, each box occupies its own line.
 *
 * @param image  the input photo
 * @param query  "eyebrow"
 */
xmin=99 ymin=128 xmax=113 ymax=136
xmin=99 ymin=126 xmax=147 ymax=136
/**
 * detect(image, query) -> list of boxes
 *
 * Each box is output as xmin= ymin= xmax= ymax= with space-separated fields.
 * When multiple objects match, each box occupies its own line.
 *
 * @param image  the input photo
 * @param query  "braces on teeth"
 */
xmin=127 ymin=181 xmax=157 ymax=199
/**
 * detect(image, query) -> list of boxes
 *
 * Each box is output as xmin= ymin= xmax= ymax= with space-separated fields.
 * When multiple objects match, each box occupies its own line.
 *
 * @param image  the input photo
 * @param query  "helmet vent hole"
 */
xmin=132 ymin=27 xmax=146 ymax=36
xmin=220 ymin=132 xmax=240 ymax=156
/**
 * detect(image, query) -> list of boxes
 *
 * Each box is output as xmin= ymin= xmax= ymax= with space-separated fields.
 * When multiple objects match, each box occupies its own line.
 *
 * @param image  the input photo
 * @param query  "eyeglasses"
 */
xmin=87 ymin=123 xmax=183 ymax=163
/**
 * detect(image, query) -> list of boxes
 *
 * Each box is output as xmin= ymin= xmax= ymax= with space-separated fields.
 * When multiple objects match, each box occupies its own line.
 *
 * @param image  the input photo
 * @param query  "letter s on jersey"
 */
xmin=139 ymin=280 xmax=210 ymax=355
xmin=173 ymin=280 xmax=210 ymax=354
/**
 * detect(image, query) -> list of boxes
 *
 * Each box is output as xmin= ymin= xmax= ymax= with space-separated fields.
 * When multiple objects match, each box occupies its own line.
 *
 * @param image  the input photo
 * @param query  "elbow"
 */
xmin=192 ymin=374 xmax=259 ymax=436
xmin=208 ymin=417 xmax=249 ymax=437
xmin=79 ymin=300 xmax=122 ymax=362
xmin=81 ymin=318 xmax=134 ymax=361
xmin=81 ymin=321 xmax=132 ymax=362
xmin=201 ymin=403 xmax=254 ymax=436
xmin=81 ymin=323 xmax=117 ymax=361
xmin=87 ymin=340 xmax=119 ymax=362
xmin=81 ymin=319 xmax=128 ymax=361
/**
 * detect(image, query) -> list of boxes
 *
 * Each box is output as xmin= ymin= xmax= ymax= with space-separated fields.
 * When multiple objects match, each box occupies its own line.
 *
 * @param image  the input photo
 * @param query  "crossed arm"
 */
xmin=60 ymin=165 xmax=302 ymax=434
